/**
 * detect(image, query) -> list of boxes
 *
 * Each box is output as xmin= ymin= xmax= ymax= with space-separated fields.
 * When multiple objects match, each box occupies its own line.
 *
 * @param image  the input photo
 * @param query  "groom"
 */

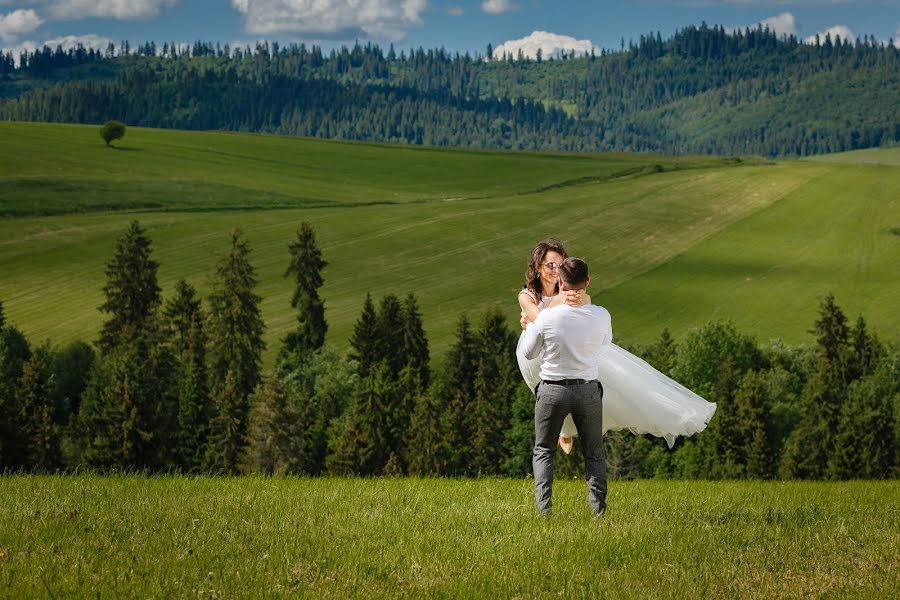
xmin=519 ymin=257 xmax=612 ymax=516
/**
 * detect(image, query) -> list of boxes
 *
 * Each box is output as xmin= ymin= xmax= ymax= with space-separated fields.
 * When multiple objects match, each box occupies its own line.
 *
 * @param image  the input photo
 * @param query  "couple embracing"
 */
xmin=515 ymin=240 xmax=717 ymax=516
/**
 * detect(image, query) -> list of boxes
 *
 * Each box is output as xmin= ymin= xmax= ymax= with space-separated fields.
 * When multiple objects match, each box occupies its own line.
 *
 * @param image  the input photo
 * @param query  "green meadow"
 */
xmin=0 ymin=476 xmax=897 ymax=598
xmin=1 ymin=122 xmax=898 ymax=362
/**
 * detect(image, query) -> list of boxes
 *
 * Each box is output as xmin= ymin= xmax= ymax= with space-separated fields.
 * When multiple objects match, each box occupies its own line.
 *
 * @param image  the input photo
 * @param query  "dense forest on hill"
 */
xmin=1 ymin=25 xmax=898 ymax=156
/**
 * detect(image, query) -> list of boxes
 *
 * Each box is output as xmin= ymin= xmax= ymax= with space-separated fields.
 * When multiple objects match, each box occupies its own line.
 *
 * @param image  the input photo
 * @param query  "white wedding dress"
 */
xmin=516 ymin=292 xmax=716 ymax=448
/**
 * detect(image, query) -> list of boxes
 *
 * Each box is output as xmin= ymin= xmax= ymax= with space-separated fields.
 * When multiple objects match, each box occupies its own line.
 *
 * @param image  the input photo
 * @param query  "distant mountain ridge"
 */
xmin=1 ymin=24 xmax=897 ymax=157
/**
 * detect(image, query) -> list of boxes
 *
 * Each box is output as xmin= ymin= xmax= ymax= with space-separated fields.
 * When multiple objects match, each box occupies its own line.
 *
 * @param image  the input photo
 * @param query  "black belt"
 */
xmin=542 ymin=378 xmax=596 ymax=386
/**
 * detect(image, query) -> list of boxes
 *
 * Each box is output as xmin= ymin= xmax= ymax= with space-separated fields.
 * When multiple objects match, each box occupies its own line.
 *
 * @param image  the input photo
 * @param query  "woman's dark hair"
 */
xmin=525 ymin=239 xmax=567 ymax=298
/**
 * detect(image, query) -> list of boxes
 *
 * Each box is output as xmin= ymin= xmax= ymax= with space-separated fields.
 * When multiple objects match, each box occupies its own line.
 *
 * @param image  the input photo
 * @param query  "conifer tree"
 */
xmin=828 ymin=351 xmax=897 ymax=479
xmin=18 ymin=347 xmax=61 ymax=470
xmin=376 ymin=294 xmax=406 ymax=378
xmin=78 ymin=335 xmax=164 ymax=470
xmin=204 ymin=370 xmax=244 ymax=473
xmin=734 ymin=371 xmax=773 ymax=478
xmin=349 ymin=293 xmax=378 ymax=376
xmin=0 ymin=299 xmax=4 ymax=329
xmin=502 ymin=384 xmax=538 ymax=476
xmin=243 ymin=370 xmax=308 ymax=475
xmin=847 ymin=315 xmax=881 ymax=381
xmin=0 ymin=325 xmax=30 ymax=469
xmin=468 ymin=310 xmax=517 ymax=474
xmin=98 ymin=220 xmax=161 ymax=354
xmin=401 ymin=293 xmax=429 ymax=388
xmin=326 ymin=367 xmax=389 ymax=475
xmin=407 ymin=387 xmax=445 ymax=475
xmin=206 ymin=229 xmax=266 ymax=463
xmin=164 ymin=279 xmax=203 ymax=354
xmin=282 ymin=223 xmax=328 ymax=359
xmin=648 ymin=328 xmax=677 ymax=376
xmin=164 ymin=281 xmax=209 ymax=471
xmin=441 ymin=315 xmax=480 ymax=475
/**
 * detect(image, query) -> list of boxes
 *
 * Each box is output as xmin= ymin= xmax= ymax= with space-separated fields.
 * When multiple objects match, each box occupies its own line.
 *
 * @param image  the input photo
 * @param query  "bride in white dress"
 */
xmin=516 ymin=240 xmax=716 ymax=450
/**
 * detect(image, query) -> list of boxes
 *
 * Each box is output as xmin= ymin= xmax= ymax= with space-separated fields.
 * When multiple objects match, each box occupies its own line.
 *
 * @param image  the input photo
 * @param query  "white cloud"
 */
xmin=45 ymin=0 xmax=178 ymax=21
xmin=481 ymin=0 xmax=514 ymax=16
xmin=805 ymin=24 xmax=856 ymax=45
xmin=43 ymin=33 xmax=112 ymax=51
xmin=232 ymin=0 xmax=427 ymax=42
xmin=1 ymin=33 xmax=111 ymax=66
xmin=447 ymin=5 xmax=463 ymax=16
xmin=0 ymin=9 xmax=43 ymax=43
xmin=491 ymin=31 xmax=599 ymax=61
xmin=757 ymin=12 xmax=798 ymax=36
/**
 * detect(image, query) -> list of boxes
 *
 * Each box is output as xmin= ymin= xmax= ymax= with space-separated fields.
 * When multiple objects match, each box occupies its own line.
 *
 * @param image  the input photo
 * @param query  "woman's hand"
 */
xmin=561 ymin=289 xmax=589 ymax=306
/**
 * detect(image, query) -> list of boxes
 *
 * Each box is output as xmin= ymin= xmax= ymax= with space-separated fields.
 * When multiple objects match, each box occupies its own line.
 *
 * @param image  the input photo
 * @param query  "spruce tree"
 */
xmin=502 ymin=384 xmax=538 ymax=476
xmin=376 ymin=294 xmax=406 ymax=378
xmin=441 ymin=315 xmax=480 ymax=475
xmin=282 ymin=223 xmax=328 ymax=359
xmin=98 ymin=220 xmax=161 ymax=354
xmin=407 ymin=388 xmax=445 ymax=475
xmin=847 ymin=315 xmax=881 ymax=381
xmin=734 ymin=371 xmax=773 ymax=478
xmin=204 ymin=370 xmax=244 ymax=473
xmin=243 ymin=370 xmax=308 ymax=475
xmin=349 ymin=293 xmax=379 ymax=376
xmin=18 ymin=347 xmax=61 ymax=470
xmin=326 ymin=367 xmax=389 ymax=475
xmin=401 ymin=293 xmax=429 ymax=388
xmin=164 ymin=279 xmax=203 ymax=354
xmin=468 ymin=310 xmax=517 ymax=474
xmin=164 ymin=280 xmax=209 ymax=471
xmin=0 ymin=326 xmax=31 ymax=469
xmin=78 ymin=335 xmax=164 ymax=470
xmin=206 ymin=228 xmax=266 ymax=466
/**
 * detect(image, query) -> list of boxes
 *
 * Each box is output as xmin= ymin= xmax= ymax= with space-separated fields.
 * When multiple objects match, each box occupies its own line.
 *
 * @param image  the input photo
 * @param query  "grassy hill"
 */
xmin=1 ymin=122 xmax=897 ymax=362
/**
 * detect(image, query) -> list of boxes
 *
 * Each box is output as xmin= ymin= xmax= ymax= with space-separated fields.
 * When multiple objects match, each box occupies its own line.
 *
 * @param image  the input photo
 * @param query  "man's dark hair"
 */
xmin=558 ymin=257 xmax=588 ymax=288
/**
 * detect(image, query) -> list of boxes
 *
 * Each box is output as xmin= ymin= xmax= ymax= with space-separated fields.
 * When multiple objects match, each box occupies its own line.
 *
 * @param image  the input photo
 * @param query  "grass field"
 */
xmin=0 ymin=476 xmax=897 ymax=598
xmin=1 ymin=122 xmax=898 ymax=361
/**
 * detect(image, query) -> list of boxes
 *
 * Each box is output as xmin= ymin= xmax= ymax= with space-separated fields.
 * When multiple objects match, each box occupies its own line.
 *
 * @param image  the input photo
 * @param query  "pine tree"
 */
xmin=78 ymin=335 xmax=164 ymax=470
xmin=407 ymin=388 xmax=445 ymax=475
xmin=441 ymin=315 xmax=480 ymax=475
xmin=18 ymin=347 xmax=61 ymax=470
xmin=0 ymin=325 xmax=30 ymax=469
xmin=326 ymin=367 xmax=388 ymax=475
xmin=164 ymin=279 xmax=203 ymax=354
xmin=163 ymin=280 xmax=208 ymax=471
xmin=376 ymin=294 xmax=406 ymax=378
xmin=282 ymin=223 xmax=328 ymax=359
xmin=206 ymin=229 xmax=266 ymax=464
xmin=810 ymin=293 xmax=849 ymax=383
xmin=401 ymin=293 xmax=429 ymax=388
xmin=828 ymin=350 xmax=897 ymax=479
xmin=847 ymin=315 xmax=881 ymax=381
xmin=734 ymin=371 xmax=773 ymax=478
xmin=349 ymin=293 xmax=379 ymax=376
xmin=97 ymin=220 xmax=161 ymax=354
xmin=204 ymin=370 xmax=244 ymax=473
xmin=502 ymin=384 xmax=537 ymax=476
xmin=468 ymin=310 xmax=517 ymax=474
xmin=243 ymin=370 xmax=308 ymax=475
xmin=648 ymin=328 xmax=677 ymax=376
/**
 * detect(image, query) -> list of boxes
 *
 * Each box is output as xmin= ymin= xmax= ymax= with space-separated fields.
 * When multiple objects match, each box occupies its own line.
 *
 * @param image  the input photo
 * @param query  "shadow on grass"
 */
xmin=109 ymin=146 xmax=143 ymax=152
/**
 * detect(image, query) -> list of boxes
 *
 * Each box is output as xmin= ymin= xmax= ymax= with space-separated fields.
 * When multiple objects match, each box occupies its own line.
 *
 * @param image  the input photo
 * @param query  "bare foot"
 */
xmin=559 ymin=436 xmax=573 ymax=455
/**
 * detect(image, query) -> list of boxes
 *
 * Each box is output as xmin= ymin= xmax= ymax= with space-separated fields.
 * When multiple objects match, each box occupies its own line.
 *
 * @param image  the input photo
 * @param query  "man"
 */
xmin=519 ymin=257 xmax=612 ymax=516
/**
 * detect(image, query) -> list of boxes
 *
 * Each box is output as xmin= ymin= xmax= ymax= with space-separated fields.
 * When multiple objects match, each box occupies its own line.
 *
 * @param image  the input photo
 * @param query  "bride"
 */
xmin=516 ymin=239 xmax=716 ymax=450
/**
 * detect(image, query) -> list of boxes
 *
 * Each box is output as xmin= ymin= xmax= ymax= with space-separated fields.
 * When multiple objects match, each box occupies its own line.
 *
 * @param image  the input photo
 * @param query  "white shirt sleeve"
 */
xmin=519 ymin=313 xmax=545 ymax=360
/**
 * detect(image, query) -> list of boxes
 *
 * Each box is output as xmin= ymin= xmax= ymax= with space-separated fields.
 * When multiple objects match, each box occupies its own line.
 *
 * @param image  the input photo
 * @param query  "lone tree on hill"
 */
xmin=100 ymin=120 xmax=126 ymax=146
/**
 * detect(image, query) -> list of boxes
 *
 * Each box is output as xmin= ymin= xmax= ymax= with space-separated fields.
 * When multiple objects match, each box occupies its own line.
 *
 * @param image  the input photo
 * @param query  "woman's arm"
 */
xmin=518 ymin=289 xmax=541 ymax=327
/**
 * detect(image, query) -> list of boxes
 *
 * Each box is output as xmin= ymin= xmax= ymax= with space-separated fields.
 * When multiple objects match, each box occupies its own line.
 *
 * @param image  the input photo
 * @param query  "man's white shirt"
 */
xmin=520 ymin=304 xmax=613 ymax=382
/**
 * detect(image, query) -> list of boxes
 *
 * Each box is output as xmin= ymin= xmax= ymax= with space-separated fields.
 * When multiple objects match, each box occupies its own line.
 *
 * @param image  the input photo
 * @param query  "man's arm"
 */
xmin=519 ymin=314 xmax=545 ymax=359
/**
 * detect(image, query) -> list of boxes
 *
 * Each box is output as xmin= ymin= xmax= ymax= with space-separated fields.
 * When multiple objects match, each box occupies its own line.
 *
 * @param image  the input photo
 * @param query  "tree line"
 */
xmin=0 ymin=222 xmax=896 ymax=478
xmin=1 ymin=25 xmax=897 ymax=156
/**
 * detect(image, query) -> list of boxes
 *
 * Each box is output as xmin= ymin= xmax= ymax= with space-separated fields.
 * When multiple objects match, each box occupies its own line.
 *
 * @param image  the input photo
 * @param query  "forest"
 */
xmin=1 ymin=24 xmax=898 ymax=156
xmin=1 ymin=221 xmax=895 ymax=479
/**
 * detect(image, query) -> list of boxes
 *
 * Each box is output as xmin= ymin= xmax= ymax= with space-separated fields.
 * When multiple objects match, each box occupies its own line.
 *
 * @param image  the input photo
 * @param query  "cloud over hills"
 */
xmin=232 ymin=0 xmax=427 ymax=42
xmin=491 ymin=31 xmax=599 ymax=60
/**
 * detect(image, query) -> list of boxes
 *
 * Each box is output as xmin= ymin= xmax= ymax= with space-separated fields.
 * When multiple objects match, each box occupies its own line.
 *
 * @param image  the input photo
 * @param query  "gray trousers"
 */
xmin=533 ymin=380 xmax=607 ymax=514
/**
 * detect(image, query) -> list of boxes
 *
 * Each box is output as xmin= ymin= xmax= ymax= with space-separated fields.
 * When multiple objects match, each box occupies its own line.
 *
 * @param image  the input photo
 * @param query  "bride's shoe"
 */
xmin=559 ymin=436 xmax=573 ymax=454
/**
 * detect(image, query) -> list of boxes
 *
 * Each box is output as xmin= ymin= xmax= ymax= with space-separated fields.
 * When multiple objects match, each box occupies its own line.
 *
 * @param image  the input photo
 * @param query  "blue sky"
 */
xmin=2 ymin=1 xmax=899 ymax=58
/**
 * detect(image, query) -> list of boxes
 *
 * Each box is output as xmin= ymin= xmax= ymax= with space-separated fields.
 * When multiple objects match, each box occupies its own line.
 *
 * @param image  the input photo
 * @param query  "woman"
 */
xmin=517 ymin=239 xmax=587 ymax=453
xmin=516 ymin=240 xmax=716 ymax=450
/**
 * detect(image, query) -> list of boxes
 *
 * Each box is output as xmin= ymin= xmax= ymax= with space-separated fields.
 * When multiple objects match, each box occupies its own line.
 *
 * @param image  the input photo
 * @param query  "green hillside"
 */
xmin=1 ymin=123 xmax=897 ymax=362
